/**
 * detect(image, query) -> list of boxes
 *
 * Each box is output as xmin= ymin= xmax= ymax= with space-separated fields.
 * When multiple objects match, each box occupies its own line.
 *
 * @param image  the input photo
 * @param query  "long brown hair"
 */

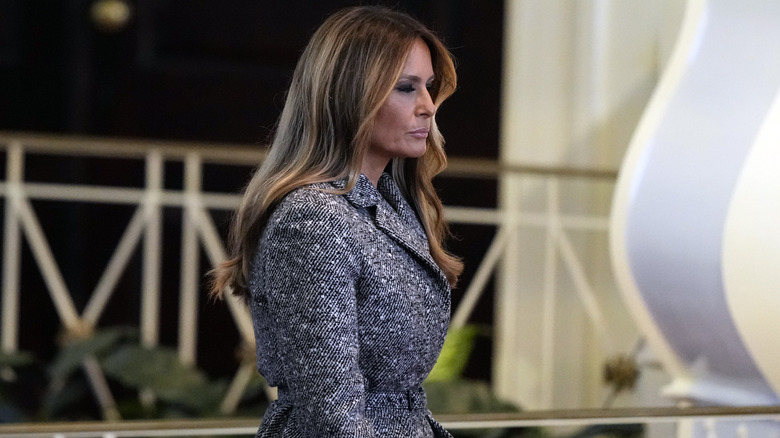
xmin=210 ymin=6 xmax=462 ymax=299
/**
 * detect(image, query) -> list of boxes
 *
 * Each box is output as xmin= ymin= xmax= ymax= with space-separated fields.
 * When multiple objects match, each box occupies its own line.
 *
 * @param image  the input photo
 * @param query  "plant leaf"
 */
xmin=0 ymin=350 xmax=35 ymax=368
xmin=49 ymin=327 xmax=135 ymax=380
xmin=426 ymin=325 xmax=479 ymax=383
xmin=424 ymin=380 xmax=518 ymax=414
xmin=102 ymin=345 xmax=226 ymax=414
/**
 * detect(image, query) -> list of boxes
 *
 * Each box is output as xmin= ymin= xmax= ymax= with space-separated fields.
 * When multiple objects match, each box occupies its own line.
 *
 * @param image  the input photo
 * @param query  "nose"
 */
xmin=417 ymin=88 xmax=435 ymax=118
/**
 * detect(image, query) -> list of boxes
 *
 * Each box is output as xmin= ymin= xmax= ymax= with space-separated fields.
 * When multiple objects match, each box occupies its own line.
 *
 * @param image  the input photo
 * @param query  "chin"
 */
xmin=405 ymin=144 xmax=428 ymax=158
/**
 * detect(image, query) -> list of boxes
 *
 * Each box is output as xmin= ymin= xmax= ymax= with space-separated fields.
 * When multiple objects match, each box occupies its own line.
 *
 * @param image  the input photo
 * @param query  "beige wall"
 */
xmin=496 ymin=0 xmax=686 ymax=411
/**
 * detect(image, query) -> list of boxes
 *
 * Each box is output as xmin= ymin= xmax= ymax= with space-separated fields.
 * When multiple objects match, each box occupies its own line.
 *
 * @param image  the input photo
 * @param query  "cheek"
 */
xmin=373 ymin=109 xmax=401 ymax=141
xmin=378 ymin=99 xmax=406 ymax=128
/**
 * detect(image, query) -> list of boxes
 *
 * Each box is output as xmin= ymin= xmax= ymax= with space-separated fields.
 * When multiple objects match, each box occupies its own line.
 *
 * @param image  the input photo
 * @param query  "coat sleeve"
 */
xmin=252 ymin=199 xmax=376 ymax=437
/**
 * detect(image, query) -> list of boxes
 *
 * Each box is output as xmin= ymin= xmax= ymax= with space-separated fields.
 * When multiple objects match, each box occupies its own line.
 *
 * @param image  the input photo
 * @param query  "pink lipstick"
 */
xmin=409 ymin=128 xmax=429 ymax=139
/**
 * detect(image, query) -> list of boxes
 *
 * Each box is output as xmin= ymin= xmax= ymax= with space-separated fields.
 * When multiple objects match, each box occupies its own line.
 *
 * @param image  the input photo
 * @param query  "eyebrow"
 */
xmin=399 ymin=74 xmax=435 ymax=83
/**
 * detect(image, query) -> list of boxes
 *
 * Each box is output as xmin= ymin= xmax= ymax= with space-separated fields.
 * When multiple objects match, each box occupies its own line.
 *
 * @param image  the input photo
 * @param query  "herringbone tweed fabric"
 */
xmin=249 ymin=173 xmax=453 ymax=437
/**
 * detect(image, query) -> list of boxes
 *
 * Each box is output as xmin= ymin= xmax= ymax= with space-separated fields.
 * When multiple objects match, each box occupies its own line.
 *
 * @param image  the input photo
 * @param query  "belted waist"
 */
xmin=276 ymin=384 xmax=427 ymax=411
xmin=365 ymin=385 xmax=427 ymax=410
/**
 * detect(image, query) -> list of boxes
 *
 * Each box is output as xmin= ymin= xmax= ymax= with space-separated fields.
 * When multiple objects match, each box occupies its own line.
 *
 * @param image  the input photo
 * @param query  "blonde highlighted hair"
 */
xmin=210 ymin=5 xmax=462 ymax=299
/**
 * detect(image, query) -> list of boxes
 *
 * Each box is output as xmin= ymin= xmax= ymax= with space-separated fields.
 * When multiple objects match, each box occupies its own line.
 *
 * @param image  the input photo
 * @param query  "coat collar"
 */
xmin=331 ymin=173 xmax=382 ymax=208
xmin=331 ymin=174 xmax=448 ymax=288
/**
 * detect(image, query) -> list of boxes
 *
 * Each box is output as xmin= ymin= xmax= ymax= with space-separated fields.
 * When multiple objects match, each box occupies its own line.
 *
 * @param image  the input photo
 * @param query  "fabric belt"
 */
xmin=276 ymin=384 xmax=427 ymax=411
xmin=364 ymin=385 xmax=427 ymax=410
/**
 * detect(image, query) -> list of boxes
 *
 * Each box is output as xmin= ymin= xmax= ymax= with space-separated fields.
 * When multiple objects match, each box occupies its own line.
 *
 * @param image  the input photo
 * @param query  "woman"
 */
xmin=210 ymin=5 xmax=463 ymax=437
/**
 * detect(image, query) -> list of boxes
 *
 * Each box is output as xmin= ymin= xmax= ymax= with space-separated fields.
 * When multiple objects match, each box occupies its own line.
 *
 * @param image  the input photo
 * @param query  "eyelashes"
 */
xmin=395 ymin=82 xmax=435 ymax=94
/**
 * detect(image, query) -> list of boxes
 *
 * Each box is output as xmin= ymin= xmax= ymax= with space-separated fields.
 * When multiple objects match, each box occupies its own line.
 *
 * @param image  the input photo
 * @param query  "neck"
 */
xmin=361 ymin=156 xmax=389 ymax=187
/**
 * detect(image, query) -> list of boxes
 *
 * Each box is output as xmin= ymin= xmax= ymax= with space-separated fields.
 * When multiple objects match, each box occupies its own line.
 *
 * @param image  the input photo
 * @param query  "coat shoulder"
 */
xmin=269 ymin=184 xmax=352 ymax=225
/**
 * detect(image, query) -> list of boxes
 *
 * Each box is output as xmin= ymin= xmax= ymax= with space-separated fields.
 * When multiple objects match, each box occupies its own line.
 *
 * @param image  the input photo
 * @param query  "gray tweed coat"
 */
xmin=248 ymin=173 xmax=453 ymax=437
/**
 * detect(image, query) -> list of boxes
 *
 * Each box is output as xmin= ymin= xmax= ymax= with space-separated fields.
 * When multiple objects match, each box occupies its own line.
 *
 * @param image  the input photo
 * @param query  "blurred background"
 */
xmin=0 ymin=0 xmax=508 ymax=423
xmin=6 ymin=0 xmax=766 ymax=437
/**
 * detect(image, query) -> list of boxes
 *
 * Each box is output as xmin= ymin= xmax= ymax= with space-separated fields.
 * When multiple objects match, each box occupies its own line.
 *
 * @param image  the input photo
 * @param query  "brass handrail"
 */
xmin=0 ymin=130 xmax=618 ymax=179
xmin=1 ymin=406 xmax=779 ymax=437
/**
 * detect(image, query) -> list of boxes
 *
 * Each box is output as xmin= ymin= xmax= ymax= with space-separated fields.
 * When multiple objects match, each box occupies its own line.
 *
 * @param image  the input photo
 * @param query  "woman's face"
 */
xmin=364 ymin=38 xmax=435 ymax=178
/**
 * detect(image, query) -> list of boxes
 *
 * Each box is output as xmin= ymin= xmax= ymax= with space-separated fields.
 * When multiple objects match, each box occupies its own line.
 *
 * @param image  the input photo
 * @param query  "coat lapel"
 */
xmin=338 ymin=174 xmax=448 ymax=287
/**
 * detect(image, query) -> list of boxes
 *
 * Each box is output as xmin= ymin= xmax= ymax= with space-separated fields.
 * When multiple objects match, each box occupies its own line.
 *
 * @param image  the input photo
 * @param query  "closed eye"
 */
xmin=396 ymin=84 xmax=416 ymax=93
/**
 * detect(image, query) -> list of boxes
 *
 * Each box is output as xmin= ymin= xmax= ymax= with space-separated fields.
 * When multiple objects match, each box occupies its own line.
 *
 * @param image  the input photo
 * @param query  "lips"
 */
xmin=409 ymin=128 xmax=429 ymax=139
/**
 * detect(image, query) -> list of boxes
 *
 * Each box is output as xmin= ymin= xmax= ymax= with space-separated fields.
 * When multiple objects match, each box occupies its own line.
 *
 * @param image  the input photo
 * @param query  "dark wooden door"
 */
xmin=2 ymin=0 xmax=503 ymax=154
